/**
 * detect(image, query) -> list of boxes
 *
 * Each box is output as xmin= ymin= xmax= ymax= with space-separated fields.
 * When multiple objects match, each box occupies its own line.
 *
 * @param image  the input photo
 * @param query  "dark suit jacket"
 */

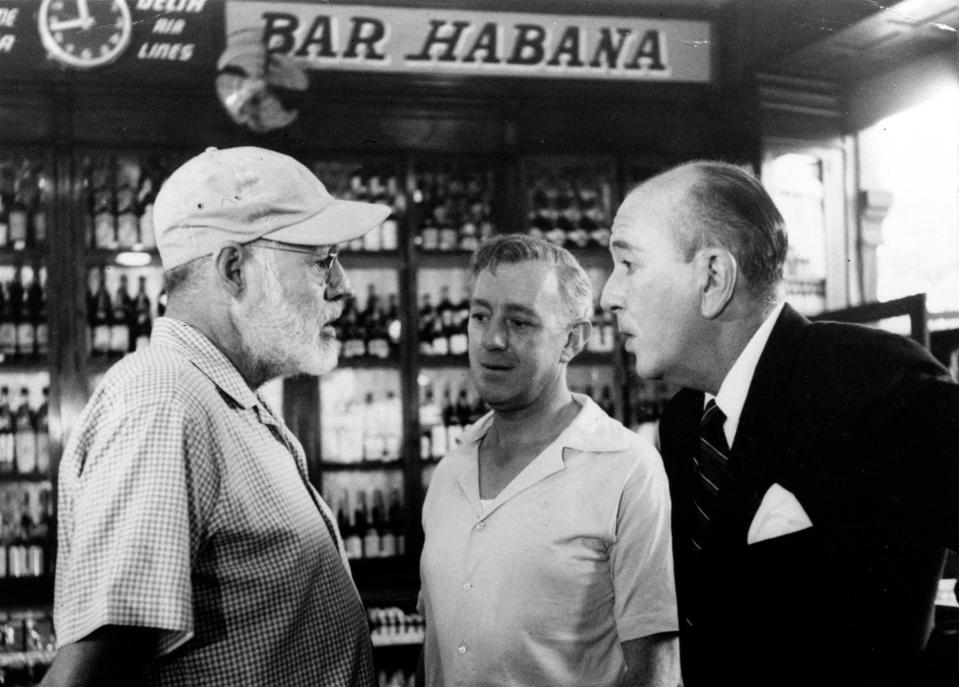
xmin=660 ymin=304 xmax=959 ymax=687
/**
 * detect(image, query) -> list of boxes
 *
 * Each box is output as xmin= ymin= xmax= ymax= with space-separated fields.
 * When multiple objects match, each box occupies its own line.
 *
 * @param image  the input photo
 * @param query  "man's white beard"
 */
xmin=231 ymin=251 xmax=341 ymax=382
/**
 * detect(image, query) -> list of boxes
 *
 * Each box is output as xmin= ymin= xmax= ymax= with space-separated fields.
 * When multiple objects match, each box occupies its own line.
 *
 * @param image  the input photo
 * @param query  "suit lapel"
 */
xmin=721 ymin=305 xmax=811 ymax=543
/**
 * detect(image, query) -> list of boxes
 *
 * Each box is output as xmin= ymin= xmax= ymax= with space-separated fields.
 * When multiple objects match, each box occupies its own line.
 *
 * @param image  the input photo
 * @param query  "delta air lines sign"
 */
xmin=225 ymin=2 xmax=712 ymax=82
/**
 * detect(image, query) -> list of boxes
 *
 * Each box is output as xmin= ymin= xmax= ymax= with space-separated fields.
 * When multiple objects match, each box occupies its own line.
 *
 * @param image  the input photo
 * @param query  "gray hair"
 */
xmin=469 ymin=233 xmax=594 ymax=323
xmin=646 ymin=160 xmax=788 ymax=302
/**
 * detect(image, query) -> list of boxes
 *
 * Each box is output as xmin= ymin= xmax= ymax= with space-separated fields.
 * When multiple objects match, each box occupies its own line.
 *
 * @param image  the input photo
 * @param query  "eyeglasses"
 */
xmin=249 ymin=238 xmax=339 ymax=271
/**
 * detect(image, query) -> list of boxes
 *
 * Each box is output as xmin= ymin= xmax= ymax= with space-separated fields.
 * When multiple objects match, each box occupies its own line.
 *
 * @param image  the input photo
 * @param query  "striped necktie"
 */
xmin=690 ymin=399 xmax=730 ymax=557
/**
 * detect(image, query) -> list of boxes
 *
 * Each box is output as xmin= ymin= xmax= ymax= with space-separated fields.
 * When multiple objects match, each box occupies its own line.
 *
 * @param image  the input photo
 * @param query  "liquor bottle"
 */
xmin=420 ymin=215 xmax=440 ymax=251
xmin=365 ymin=285 xmax=390 ymax=359
xmin=419 ymin=386 xmax=443 ymax=459
xmin=429 ymin=315 xmax=449 ymax=356
xmin=93 ymin=175 xmax=118 ymax=251
xmin=110 ymin=274 xmax=132 ymax=354
xmin=24 ymin=265 xmax=44 ymax=359
xmin=382 ymin=390 xmax=402 ymax=460
xmin=418 ymin=294 xmax=435 ymax=354
xmin=13 ymin=389 xmax=35 ymax=475
xmin=26 ymin=164 xmax=45 ymax=246
xmin=0 ymin=283 xmax=15 ymax=358
xmin=343 ymin=300 xmax=365 ymax=359
xmin=388 ymin=488 xmax=405 ymax=556
xmin=115 ymin=177 xmax=138 ymax=249
xmin=587 ymin=305 xmax=603 ymax=352
xmin=361 ymin=393 xmax=386 ymax=461
xmin=440 ymin=385 xmax=455 ymax=435
xmin=8 ymin=500 xmax=27 ymax=577
xmin=157 ymin=287 xmax=167 ymax=317
xmin=137 ymin=161 xmax=158 ymax=249
xmin=90 ymin=268 xmax=112 ymax=355
xmin=600 ymin=306 xmax=616 ymax=352
xmin=340 ymin=491 xmax=363 ymax=560
xmin=34 ymin=266 xmax=48 ymax=358
xmin=373 ymin=489 xmax=395 ymax=557
xmin=355 ymin=491 xmax=377 ymax=558
xmin=436 ymin=207 xmax=458 ymax=252
xmin=6 ymin=265 xmax=24 ymax=358
xmin=0 ymin=388 xmax=14 ymax=475
xmin=0 ymin=164 xmax=13 ymax=248
xmin=385 ymin=293 xmax=402 ymax=353
xmin=35 ymin=388 xmax=49 ymax=474
xmin=132 ymin=275 xmax=153 ymax=350
xmin=8 ymin=177 xmax=29 ymax=250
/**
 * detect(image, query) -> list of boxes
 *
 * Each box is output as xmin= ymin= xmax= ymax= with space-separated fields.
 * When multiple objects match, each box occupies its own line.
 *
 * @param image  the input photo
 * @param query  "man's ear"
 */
xmin=697 ymin=248 xmax=737 ymax=319
xmin=213 ymin=241 xmax=248 ymax=297
xmin=560 ymin=319 xmax=591 ymax=363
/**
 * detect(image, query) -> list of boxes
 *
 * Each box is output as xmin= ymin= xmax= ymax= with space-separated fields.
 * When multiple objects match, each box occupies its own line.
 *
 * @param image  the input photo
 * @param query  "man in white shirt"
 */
xmin=601 ymin=160 xmax=959 ymax=687
xmin=419 ymin=234 xmax=679 ymax=686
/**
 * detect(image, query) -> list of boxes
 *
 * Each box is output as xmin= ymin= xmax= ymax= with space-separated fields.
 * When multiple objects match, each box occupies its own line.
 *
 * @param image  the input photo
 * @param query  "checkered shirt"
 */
xmin=54 ymin=317 xmax=374 ymax=686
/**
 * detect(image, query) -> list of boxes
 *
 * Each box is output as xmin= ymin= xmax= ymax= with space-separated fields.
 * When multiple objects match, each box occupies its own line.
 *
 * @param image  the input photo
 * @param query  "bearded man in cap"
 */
xmin=42 ymin=147 xmax=389 ymax=687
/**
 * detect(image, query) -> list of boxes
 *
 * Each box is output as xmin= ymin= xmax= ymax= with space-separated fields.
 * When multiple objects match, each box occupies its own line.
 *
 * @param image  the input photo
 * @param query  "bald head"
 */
xmin=623 ymin=161 xmax=789 ymax=302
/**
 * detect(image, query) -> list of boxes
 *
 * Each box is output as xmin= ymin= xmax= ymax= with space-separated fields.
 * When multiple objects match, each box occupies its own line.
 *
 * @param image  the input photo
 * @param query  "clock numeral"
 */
xmin=66 ymin=43 xmax=76 ymax=54
xmin=109 ymin=33 xmax=120 ymax=45
xmin=81 ymin=48 xmax=92 ymax=60
xmin=52 ymin=0 xmax=64 ymax=9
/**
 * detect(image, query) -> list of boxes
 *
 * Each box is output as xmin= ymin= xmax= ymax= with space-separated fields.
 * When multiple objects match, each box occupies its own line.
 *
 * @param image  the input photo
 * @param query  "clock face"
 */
xmin=38 ymin=0 xmax=132 ymax=69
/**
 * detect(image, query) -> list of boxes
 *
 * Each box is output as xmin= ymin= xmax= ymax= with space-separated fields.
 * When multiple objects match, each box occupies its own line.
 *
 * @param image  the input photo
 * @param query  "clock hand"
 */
xmin=76 ymin=0 xmax=91 ymax=21
xmin=49 ymin=16 xmax=92 ymax=31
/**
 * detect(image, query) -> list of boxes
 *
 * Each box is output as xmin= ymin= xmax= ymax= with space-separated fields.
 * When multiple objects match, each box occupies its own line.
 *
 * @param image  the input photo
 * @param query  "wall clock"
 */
xmin=38 ymin=0 xmax=132 ymax=69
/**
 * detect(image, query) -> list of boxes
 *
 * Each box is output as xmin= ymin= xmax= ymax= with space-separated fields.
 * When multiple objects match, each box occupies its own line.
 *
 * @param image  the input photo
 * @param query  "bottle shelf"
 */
xmin=86 ymin=248 xmax=161 ymax=267
xmin=337 ymin=250 xmax=402 ymax=268
xmin=320 ymin=460 xmax=404 ymax=472
xmin=415 ymin=249 xmax=474 ymax=268
xmin=416 ymin=351 xmax=616 ymax=368
xmin=0 ymin=577 xmax=54 ymax=608
xmin=0 ymin=249 xmax=47 ymax=266
xmin=0 ymin=473 xmax=52 ymax=484
xmin=0 ymin=357 xmax=49 ymax=373
xmin=337 ymin=355 xmax=401 ymax=369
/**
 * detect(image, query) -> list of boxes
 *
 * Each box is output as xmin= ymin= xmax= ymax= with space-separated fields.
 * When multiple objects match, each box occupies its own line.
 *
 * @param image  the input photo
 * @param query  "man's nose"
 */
xmin=482 ymin=319 xmax=507 ymax=350
xmin=325 ymin=261 xmax=352 ymax=302
xmin=600 ymin=273 xmax=621 ymax=312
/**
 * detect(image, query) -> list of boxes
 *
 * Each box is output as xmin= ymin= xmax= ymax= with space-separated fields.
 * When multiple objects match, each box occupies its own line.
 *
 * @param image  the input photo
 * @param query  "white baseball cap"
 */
xmin=153 ymin=146 xmax=391 ymax=269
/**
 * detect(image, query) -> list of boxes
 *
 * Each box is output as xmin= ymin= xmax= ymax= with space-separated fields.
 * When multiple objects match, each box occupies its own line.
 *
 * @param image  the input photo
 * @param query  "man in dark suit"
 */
xmin=601 ymin=160 xmax=959 ymax=686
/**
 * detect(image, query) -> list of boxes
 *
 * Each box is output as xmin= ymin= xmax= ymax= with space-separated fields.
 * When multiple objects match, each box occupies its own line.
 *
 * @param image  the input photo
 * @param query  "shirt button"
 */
xmin=475 ymin=522 xmax=485 ymax=530
xmin=462 ymin=582 xmax=472 ymax=590
xmin=458 ymin=645 xmax=467 ymax=654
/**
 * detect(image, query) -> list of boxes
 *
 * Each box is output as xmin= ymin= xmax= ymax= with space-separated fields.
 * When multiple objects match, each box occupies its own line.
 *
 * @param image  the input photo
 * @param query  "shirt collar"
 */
xmin=151 ymin=317 xmax=261 ymax=410
xmin=711 ymin=301 xmax=785 ymax=448
xmin=457 ymin=392 xmax=632 ymax=455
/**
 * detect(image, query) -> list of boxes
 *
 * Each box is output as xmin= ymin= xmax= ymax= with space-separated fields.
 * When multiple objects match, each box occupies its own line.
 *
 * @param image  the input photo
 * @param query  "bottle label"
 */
xmin=35 ymin=323 xmax=48 ymax=355
xmin=33 ymin=211 xmax=47 ymax=244
xmin=110 ymin=324 xmax=129 ymax=354
xmin=36 ymin=434 xmax=49 ymax=473
xmin=17 ymin=323 xmax=34 ymax=356
xmin=9 ymin=210 xmax=27 ymax=243
xmin=368 ymin=338 xmax=390 ymax=359
xmin=362 ymin=225 xmax=383 ymax=251
xmin=95 ymin=213 xmax=117 ymax=249
xmin=345 ymin=535 xmax=363 ymax=560
xmin=117 ymin=213 xmax=138 ymax=248
xmin=0 ymin=324 xmax=17 ymax=355
xmin=364 ymin=532 xmax=381 ymax=558
xmin=380 ymin=219 xmax=398 ymax=250
xmin=15 ymin=434 xmax=36 ymax=474
xmin=0 ymin=434 xmax=12 ymax=472
xmin=449 ymin=333 xmax=468 ymax=356
xmin=432 ymin=337 xmax=449 ymax=356
xmin=93 ymin=325 xmax=112 ymax=354
xmin=380 ymin=533 xmax=397 ymax=557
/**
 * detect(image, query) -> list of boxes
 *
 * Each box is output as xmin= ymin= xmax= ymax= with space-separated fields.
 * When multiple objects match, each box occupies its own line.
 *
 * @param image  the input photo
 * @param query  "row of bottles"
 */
xmin=0 ymin=265 xmax=47 ymax=361
xmin=82 ymin=154 xmax=180 ymax=251
xmin=0 ymin=610 xmax=56 ymax=687
xmin=321 ymin=389 xmax=403 ymax=464
xmin=336 ymin=285 xmax=402 ymax=361
xmin=0 ymin=386 xmax=49 ymax=478
xmin=413 ymin=166 xmax=496 ymax=252
xmin=0 ymin=482 xmax=52 ymax=578
xmin=0 ymin=159 xmax=48 ymax=251
xmin=86 ymin=267 xmax=164 ymax=356
xmin=417 ymin=287 xmax=470 ymax=357
xmin=368 ymin=607 xmax=424 ymax=647
xmin=526 ymin=163 xmax=613 ymax=249
xmin=335 ymin=488 xmax=406 ymax=560
xmin=311 ymin=162 xmax=404 ymax=253
xmin=418 ymin=384 xmax=488 ymax=461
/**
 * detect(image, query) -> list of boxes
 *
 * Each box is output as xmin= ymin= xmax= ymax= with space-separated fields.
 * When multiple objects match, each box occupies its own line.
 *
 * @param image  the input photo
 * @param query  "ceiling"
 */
xmin=762 ymin=0 xmax=958 ymax=83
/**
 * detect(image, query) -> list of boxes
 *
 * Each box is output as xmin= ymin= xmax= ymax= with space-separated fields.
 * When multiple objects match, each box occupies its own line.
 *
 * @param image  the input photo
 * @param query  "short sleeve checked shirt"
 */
xmin=54 ymin=317 xmax=374 ymax=687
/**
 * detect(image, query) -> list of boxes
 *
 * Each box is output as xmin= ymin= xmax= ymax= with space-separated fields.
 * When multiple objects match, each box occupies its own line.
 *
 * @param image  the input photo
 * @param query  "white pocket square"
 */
xmin=747 ymin=483 xmax=813 ymax=545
